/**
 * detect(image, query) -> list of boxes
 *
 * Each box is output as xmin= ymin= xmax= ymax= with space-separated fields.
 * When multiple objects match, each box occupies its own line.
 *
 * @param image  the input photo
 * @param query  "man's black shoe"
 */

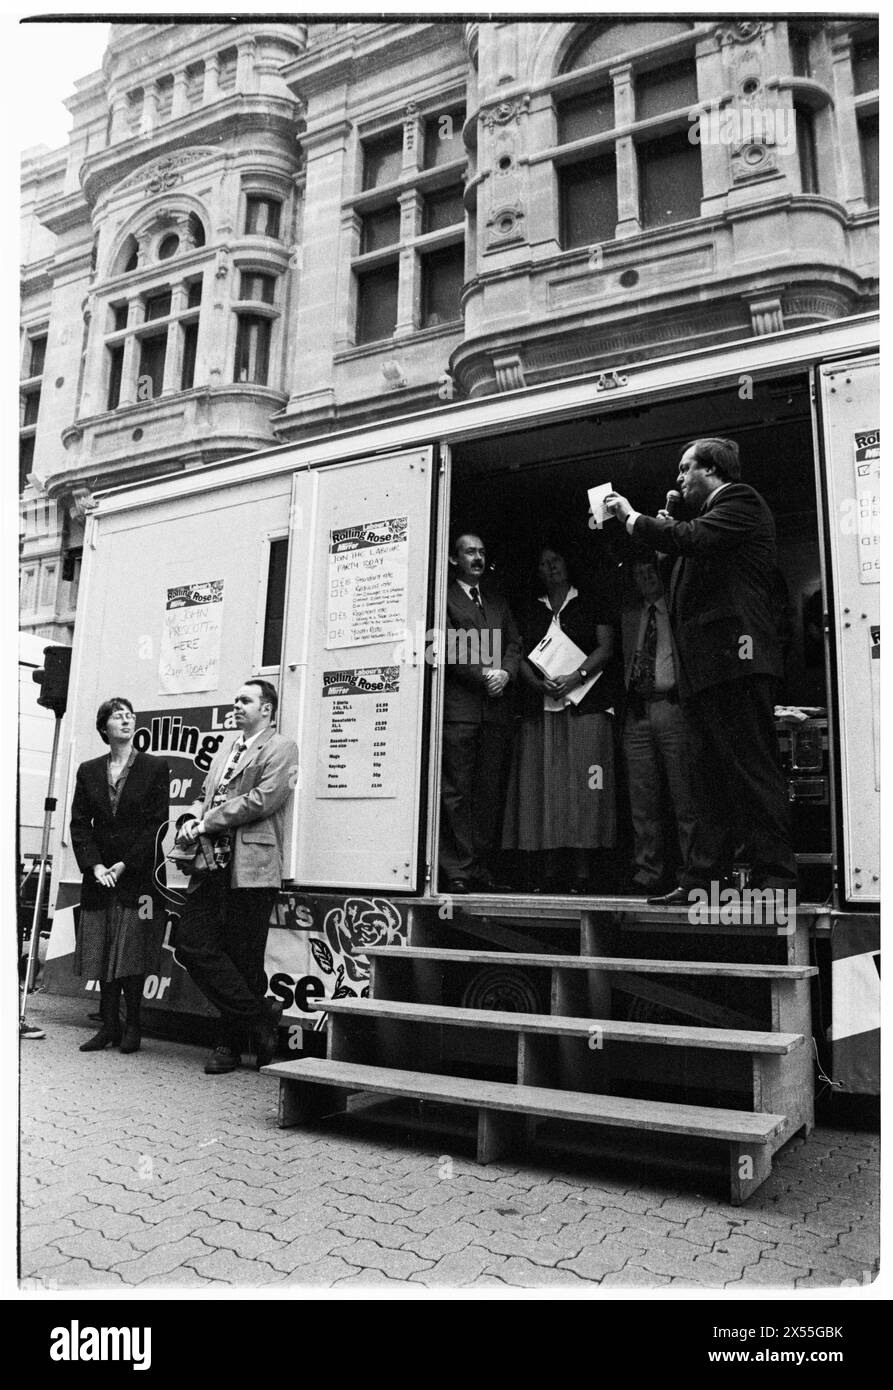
xmin=647 ymin=885 xmax=699 ymax=906
xmin=254 ymin=1002 xmax=284 ymax=1070
xmin=204 ymin=1045 xmax=240 ymax=1074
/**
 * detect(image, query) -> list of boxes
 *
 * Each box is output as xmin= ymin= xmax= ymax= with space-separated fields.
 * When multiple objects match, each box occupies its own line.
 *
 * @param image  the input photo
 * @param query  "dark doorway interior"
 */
xmin=447 ymin=373 xmax=831 ymax=899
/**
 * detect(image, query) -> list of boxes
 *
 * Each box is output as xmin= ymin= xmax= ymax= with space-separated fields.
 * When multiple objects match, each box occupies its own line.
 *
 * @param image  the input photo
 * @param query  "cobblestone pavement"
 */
xmin=19 ymin=995 xmax=880 ymax=1293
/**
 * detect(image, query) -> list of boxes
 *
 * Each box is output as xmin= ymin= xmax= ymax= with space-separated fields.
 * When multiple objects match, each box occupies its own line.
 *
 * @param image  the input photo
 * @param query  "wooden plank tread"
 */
xmin=309 ymin=998 xmax=803 ymax=1053
xmin=263 ymin=1059 xmax=786 ymax=1143
xmin=367 ymin=946 xmax=817 ymax=979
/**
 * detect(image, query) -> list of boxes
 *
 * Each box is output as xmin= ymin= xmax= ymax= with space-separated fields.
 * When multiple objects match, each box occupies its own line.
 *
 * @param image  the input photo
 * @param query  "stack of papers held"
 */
xmin=529 ymin=625 xmax=601 ymax=711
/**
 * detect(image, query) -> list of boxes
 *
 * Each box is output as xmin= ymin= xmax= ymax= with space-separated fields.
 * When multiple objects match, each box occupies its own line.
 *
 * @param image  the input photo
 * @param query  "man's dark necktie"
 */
xmin=469 ymin=585 xmax=485 ymax=619
xmin=632 ymin=603 xmax=657 ymax=700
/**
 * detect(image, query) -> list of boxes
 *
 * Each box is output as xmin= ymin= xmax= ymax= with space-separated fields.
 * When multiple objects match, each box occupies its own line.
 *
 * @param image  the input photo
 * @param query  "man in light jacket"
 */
xmin=176 ymin=678 xmax=298 ymax=1073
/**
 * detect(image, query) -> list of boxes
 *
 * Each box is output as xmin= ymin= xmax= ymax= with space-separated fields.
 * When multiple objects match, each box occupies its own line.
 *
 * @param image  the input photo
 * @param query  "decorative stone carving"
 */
xmin=595 ymin=369 xmax=629 ymax=392
xmin=68 ymin=486 xmax=97 ymax=520
xmin=730 ymin=141 xmax=779 ymax=182
xmin=486 ymin=202 xmax=525 ymax=247
xmin=215 ymin=246 xmax=230 ymax=280
xmin=492 ymin=352 xmax=526 ymax=392
xmin=715 ymin=21 xmax=769 ymax=49
xmin=749 ymin=297 xmax=784 ymax=336
xmin=403 ymin=102 xmax=419 ymax=152
xmin=382 ymin=359 xmax=407 ymax=390
xmin=482 ymin=96 xmax=529 ymax=130
xmin=114 ymin=148 xmax=214 ymax=198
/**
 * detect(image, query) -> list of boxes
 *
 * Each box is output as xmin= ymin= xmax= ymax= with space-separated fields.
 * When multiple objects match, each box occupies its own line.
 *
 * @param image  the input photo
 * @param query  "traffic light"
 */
xmin=31 ymin=646 xmax=71 ymax=716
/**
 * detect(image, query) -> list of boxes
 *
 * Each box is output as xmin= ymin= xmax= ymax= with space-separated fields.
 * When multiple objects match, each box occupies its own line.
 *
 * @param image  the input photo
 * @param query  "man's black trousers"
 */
xmin=175 ymin=874 xmax=277 ymax=1049
xmin=680 ymin=674 xmax=797 ymax=889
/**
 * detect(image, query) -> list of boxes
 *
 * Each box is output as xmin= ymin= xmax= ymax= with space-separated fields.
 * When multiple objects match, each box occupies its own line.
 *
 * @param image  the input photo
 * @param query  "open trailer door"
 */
xmin=279 ymin=445 xmax=436 ymax=891
xmin=814 ymin=355 xmax=880 ymax=905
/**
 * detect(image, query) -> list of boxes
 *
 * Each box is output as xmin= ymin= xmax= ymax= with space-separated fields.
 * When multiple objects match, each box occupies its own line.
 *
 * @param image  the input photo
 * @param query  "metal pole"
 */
xmin=19 ymin=713 xmax=63 ymax=1023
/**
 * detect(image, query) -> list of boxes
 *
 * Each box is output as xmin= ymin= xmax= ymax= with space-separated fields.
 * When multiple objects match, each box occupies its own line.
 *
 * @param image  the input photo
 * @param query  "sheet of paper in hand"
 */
xmin=529 ymin=626 xmax=601 ymax=711
xmin=587 ymin=481 xmax=613 ymax=530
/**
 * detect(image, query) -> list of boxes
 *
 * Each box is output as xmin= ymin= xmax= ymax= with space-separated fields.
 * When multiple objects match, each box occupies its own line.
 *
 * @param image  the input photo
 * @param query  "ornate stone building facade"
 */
xmin=20 ymin=17 xmax=878 ymax=642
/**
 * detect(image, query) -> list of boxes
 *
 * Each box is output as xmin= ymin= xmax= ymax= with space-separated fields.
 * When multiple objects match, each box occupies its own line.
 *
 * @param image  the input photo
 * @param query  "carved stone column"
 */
xmin=119 ymin=297 xmax=145 ymax=406
xmin=110 ymin=91 xmax=130 ymax=143
xmin=236 ymin=37 xmax=257 ymax=93
xmin=612 ymin=64 xmax=640 ymax=238
xmin=202 ymin=53 xmax=220 ymax=104
xmin=830 ymin=33 xmax=865 ymax=210
xmin=402 ymin=103 xmax=423 ymax=175
xmin=162 ymin=282 xmax=187 ymax=394
xmin=395 ymin=190 xmax=423 ymax=337
xmin=140 ymin=82 xmax=159 ymax=137
xmin=171 ymin=67 xmax=188 ymax=120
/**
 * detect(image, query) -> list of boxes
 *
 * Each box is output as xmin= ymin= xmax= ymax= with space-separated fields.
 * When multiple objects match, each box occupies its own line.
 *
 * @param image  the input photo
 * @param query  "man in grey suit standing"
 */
xmin=176 ymin=678 xmax=298 ymax=1073
xmin=440 ymin=532 xmax=521 ymax=893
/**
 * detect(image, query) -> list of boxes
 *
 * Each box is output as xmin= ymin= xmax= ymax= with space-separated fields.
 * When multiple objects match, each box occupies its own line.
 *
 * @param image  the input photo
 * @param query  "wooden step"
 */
xmin=264 ymin=1057 xmax=788 ymax=1202
xmin=365 ymin=945 xmax=817 ymax=979
xmin=310 ymin=998 xmax=804 ymax=1053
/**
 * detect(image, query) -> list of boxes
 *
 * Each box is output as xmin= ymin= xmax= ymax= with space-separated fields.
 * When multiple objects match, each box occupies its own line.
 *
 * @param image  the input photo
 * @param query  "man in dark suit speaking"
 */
xmin=440 ymin=532 xmax=521 ymax=893
xmin=605 ymin=438 xmax=796 ymax=902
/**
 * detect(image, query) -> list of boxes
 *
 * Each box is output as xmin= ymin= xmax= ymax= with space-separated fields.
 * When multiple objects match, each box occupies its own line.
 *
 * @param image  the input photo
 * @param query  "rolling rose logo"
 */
xmin=310 ymin=898 xmax=406 ymax=1008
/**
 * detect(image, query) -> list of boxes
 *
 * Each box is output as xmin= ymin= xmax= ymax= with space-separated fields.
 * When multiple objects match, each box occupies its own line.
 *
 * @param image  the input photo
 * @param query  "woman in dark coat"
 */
xmin=70 ymin=697 xmax=169 ymax=1053
xmin=502 ymin=544 xmax=624 ymax=892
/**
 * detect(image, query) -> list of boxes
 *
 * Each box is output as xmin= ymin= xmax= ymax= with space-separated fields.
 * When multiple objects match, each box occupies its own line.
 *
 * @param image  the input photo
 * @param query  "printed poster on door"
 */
xmin=853 ymin=429 xmax=879 ymax=584
xmin=325 ymin=516 xmax=408 ymax=648
xmin=317 ymin=666 xmax=399 ymax=798
xmin=159 ymin=579 xmax=224 ymax=693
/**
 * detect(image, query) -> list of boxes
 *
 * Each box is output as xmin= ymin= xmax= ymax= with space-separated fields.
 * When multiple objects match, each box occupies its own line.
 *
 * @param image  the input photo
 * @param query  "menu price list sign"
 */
xmin=326 ymin=516 xmax=409 ymax=648
xmin=318 ymin=667 xmax=399 ymax=798
xmin=853 ymin=429 xmax=879 ymax=584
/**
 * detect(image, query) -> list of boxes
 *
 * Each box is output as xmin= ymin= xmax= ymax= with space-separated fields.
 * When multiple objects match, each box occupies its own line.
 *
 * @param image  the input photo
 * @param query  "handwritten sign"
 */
xmin=853 ymin=430 xmax=879 ymax=585
xmin=317 ymin=667 xmax=399 ymax=798
xmin=326 ymin=516 xmax=408 ymax=648
xmin=158 ymin=580 xmax=224 ymax=694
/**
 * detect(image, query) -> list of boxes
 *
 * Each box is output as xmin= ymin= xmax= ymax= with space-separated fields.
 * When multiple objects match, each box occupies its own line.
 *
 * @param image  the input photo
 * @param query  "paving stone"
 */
xmin=274 ymin=1255 xmax=364 ymax=1286
xmin=20 ymin=1216 xmax=84 ymax=1247
xmin=557 ymin=1239 xmax=636 ymax=1281
xmin=327 ymin=1238 xmax=433 ymax=1280
xmin=260 ymin=1230 xmax=349 ymax=1272
xmin=736 ymin=1258 xmax=811 ymax=1287
xmin=66 ymin=1209 xmax=146 ymax=1240
xmin=649 ymin=1197 xmax=707 ymax=1224
xmin=330 ymin=1269 xmax=419 ymax=1287
xmin=706 ymin=1234 xmax=764 ymax=1266
xmin=193 ymin=1220 xmax=283 ymax=1260
xmin=113 ymin=1238 xmax=213 ymax=1284
xmin=674 ymin=1216 xmax=735 ymax=1247
xmin=54 ymin=1230 xmax=143 ymax=1270
xmin=602 ymin=1266 xmax=672 ymax=1287
xmin=491 ymin=1257 xmax=590 ymax=1288
xmin=185 ymin=1249 xmax=283 ymax=1286
xmin=328 ymin=1214 xmax=419 ymax=1251
xmin=47 ymin=1259 xmax=132 ymax=1290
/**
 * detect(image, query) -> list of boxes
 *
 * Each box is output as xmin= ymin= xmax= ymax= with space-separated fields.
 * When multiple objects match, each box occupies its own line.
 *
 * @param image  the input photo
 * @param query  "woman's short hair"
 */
xmin=533 ymin=539 xmax=580 ymax=591
xmin=96 ymin=697 xmax=134 ymax=744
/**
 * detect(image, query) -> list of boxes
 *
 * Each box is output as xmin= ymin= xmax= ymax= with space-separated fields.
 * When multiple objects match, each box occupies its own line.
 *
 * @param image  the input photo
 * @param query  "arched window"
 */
xmin=554 ymin=22 xmax=701 ymax=248
xmin=562 ymin=20 xmax=694 ymax=73
xmin=117 ymin=235 xmax=139 ymax=274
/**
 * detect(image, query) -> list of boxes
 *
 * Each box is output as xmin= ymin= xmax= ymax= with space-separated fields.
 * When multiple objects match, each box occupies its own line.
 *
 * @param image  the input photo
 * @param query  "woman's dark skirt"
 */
xmin=502 ymin=709 xmax=617 ymax=851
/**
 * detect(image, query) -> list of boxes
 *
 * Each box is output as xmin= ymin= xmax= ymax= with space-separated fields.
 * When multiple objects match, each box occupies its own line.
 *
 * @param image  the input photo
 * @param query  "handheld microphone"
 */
xmin=665 ymin=490 xmax=682 ymax=518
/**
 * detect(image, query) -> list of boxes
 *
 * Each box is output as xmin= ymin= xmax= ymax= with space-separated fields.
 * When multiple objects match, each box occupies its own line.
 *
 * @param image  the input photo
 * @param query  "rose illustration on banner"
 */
xmin=322 ymin=897 xmax=405 ymax=987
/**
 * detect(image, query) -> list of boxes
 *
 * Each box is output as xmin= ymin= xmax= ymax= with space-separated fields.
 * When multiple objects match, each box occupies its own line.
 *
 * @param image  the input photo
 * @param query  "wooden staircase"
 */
xmin=263 ymin=896 xmax=817 ymax=1203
